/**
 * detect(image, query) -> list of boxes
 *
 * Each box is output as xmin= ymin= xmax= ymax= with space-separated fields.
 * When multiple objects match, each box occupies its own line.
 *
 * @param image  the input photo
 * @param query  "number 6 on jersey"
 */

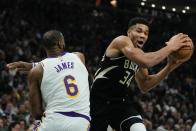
xmin=64 ymin=75 xmax=79 ymax=98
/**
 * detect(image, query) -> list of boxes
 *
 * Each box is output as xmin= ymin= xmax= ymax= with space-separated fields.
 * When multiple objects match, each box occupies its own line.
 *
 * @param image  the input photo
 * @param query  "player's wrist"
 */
xmin=165 ymin=41 xmax=172 ymax=52
xmin=32 ymin=62 xmax=39 ymax=68
xmin=165 ymin=43 xmax=174 ymax=53
xmin=165 ymin=63 xmax=173 ymax=72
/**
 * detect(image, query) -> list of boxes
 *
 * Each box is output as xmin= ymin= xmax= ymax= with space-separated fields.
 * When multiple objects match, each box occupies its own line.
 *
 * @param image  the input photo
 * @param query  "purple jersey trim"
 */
xmin=55 ymin=111 xmax=90 ymax=122
xmin=32 ymin=121 xmax=41 ymax=131
xmin=47 ymin=51 xmax=67 ymax=58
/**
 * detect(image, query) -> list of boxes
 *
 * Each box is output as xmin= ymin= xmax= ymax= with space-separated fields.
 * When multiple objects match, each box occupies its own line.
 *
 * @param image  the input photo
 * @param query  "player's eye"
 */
xmin=136 ymin=30 xmax=142 ymax=33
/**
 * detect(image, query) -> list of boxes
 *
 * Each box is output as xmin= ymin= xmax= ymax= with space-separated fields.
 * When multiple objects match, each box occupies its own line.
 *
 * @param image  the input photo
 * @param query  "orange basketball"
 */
xmin=172 ymin=41 xmax=194 ymax=60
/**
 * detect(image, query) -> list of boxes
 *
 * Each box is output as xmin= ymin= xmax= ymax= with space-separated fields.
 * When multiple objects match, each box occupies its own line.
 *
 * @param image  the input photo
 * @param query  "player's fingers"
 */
xmin=6 ymin=62 xmax=23 ymax=69
xmin=179 ymin=34 xmax=189 ymax=40
xmin=6 ymin=62 xmax=18 ymax=67
xmin=176 ymin=33 xmax=183 ymax=36
xmin=177 ymin=33 xmax=187 ymax=38
xmin=179 ymin=37 xmax=191 ymax=44
xmin=186 ymin=38 xmax=193 ymax=46
xmin=181 ymin=37 xmax=194 ymax=49
xmin=16 ymin=68 xmax=27 ymax=72
xmin=6 ymin=64 xmax=17 ymax=69
xmin=178 ymin=42 xmax=189 ymax=48
xmin=185 ymin=37 xmax=192 ymax=42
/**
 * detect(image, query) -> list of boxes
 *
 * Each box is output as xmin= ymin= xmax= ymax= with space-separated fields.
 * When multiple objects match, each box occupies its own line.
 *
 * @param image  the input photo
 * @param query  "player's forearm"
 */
xmin=23 ymin=62 xmax=38 ymax=71
xmin=16 ymin=61 xmax=38 ymax=70
xmin=127 ymin=45 xmax=173 ymax=68
xmin=29 ymin=97 xmax=43 ymax=120
xmin=31 ymin=109 xmax=43 ymax=120
xmin=140 ymin=64 xmax=171 ymax=93
xmin=143 ymin=45 xmax=173 ymax=67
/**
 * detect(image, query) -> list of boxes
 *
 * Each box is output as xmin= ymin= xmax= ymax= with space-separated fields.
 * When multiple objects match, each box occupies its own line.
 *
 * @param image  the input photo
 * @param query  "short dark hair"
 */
xmin=42 ymin=30 xmax=64 ymax=49
xmin=8 ymin=122 xmax=20 ymax=131
xmin=128 ymin=17 xmax=149 ymax=29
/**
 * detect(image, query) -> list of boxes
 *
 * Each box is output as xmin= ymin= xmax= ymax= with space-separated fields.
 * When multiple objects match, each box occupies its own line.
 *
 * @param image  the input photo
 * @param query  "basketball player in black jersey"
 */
xmin=6 ymin=18 xmax=192 ymax=131
xmin=89 ymin=17 xmax=192 ymax=131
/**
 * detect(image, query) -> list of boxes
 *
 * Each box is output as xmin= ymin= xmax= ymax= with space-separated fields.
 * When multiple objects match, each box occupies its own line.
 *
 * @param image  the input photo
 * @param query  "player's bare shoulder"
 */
xmin=28 ymin=63 xmax=43 ymax=84
xmin=72 ymin=52 xmax=85 ymax=64
xmin=106 ymin=35 xmax=132 ymax=58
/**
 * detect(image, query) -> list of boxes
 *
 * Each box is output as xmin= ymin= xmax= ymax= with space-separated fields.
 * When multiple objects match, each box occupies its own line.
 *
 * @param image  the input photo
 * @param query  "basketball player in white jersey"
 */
xmin=192 ymin=122 xmax=196 ymax=131
xmin=23 ymin=30 xmax=90 ymax=131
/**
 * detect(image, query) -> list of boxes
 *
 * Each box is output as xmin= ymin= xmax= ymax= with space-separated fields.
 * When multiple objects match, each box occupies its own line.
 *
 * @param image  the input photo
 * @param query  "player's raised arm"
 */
xmin=135 ymin=45 xmax=192 ymax=93
xmin=108 ymin=34 xmax=189 ymax=68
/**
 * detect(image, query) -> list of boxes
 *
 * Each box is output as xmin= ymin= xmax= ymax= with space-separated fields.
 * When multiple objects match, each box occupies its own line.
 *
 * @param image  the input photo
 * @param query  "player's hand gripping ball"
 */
xmin=171 ymin=40 xmax=194 ymax=60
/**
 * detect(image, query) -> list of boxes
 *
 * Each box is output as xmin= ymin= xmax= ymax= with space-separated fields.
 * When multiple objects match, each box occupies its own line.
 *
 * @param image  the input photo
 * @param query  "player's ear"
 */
xmin=127 ymin=29 xmax=131 ymax=37
xmin=57 ymin=41 xmax=63 ymax=50
xmin=127 ymin=29 xmax=130 ymax=35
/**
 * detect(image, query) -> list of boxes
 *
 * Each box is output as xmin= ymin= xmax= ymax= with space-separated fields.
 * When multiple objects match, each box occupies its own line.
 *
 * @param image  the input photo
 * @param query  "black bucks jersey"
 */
xmin=91 ymin=54 xmax=139 ymax=101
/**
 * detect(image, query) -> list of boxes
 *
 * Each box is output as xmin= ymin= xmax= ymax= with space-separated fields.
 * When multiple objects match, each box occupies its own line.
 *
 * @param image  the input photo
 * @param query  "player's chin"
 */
xmin=136 ymin=44 xmax=143 ymax=49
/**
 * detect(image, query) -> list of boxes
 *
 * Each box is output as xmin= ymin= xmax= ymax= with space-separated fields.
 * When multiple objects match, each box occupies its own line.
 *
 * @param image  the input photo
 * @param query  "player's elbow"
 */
xmin=32 ymin=110 xmax=43 ymax=120
xmin=139 ymin=87 xmax=148 ymax=94
xmin=31 ymin=105 xmax=44 ymax=120
xmin=138 ymin=84 xmax=150 ymax=94
xmin=140 ymin=88 xmax=149 ymax=94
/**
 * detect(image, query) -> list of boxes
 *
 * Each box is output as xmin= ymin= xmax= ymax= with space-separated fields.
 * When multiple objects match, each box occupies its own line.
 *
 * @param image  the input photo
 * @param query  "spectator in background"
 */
xmin=0 ymin=117 xmax=7 ymax=131
xmin=19 ymin=119 xmax=26 ymax=131
xmin=7 ymin=122 xmax=20 ymax=131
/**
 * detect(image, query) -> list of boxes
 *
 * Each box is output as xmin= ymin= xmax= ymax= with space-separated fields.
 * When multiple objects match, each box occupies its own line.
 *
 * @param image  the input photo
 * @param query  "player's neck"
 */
xmin=46 ymin=49 xmax=65 ymax=58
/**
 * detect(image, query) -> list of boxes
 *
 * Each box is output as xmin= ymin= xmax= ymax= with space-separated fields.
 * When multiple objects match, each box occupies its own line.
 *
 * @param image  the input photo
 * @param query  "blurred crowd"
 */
xmin=0 ymin=0 xmax=195 ymax=130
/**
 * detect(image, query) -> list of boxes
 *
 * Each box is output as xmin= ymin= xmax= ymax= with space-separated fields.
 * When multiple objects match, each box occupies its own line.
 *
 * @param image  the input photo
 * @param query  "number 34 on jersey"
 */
xmin=119 ymin=60 xmax=138 ymax=87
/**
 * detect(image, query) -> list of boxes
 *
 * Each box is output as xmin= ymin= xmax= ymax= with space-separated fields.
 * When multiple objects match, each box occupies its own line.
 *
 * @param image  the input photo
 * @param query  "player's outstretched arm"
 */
xmin=108 ymin=33 xmax=190 ymax=68
xmin=6 ymin=61 xmax=35 ymax=72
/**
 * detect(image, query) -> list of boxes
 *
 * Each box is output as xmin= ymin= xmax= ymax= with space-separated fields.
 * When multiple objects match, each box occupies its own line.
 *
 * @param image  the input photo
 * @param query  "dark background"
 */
xmin=0 ymin=0 xmax=195 ymax=130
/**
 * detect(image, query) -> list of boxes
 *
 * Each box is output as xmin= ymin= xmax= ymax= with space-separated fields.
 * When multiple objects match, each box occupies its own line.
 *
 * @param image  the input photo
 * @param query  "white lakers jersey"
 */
xmin=40 ymin=52 xmax=90 ymax=116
